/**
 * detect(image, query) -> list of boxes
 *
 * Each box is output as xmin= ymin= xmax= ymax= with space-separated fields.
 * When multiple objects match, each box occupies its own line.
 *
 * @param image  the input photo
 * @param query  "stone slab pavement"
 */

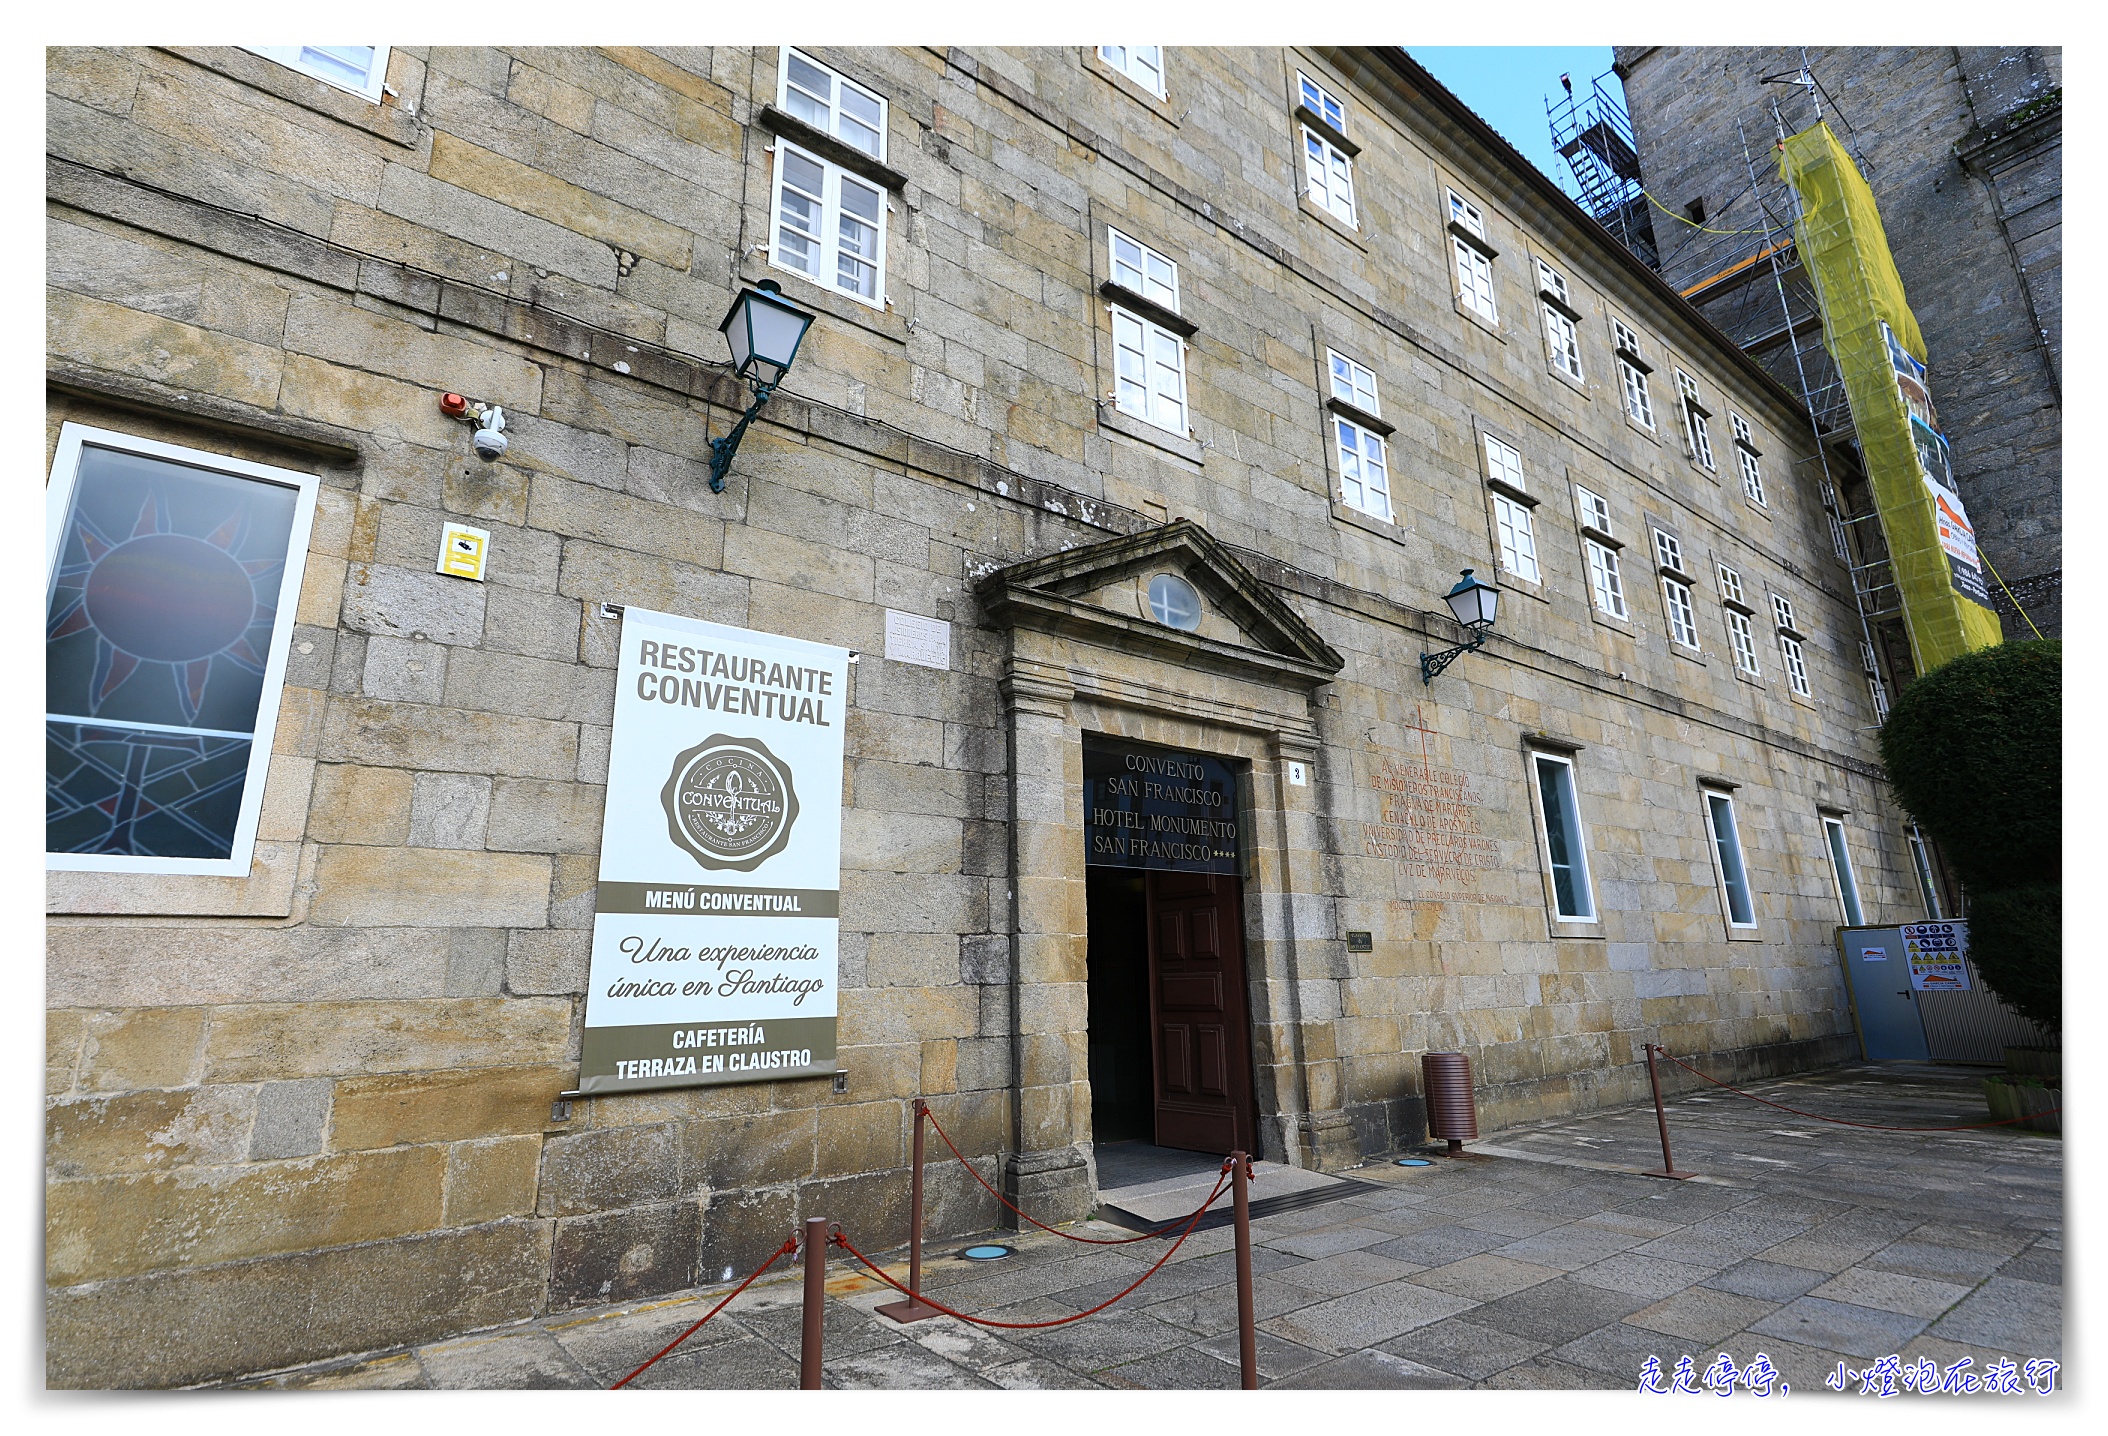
xmin=232 ymin=1062 xmax=2062 ymax=1394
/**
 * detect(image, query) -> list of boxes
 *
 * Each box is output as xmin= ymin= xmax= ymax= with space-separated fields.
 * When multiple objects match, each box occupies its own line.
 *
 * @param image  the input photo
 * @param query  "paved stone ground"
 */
xmin=234 ymin=1063 xmax=2062 ymax=1393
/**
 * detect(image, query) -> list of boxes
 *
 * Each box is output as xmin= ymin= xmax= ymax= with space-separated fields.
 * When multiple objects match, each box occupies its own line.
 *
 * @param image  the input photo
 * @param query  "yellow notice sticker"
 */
xmin=438 ymin=522 xmax=490 ymax=581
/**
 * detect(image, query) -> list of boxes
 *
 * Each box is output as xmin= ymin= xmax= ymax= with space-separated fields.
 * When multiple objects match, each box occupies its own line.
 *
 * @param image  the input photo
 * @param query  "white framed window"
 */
xmin=1663 ymin=577 xmax=1701 ymax=650
xmin=1577 ymin=487 xmax=1626 ymax=618
xmin=771 ymin=141 xmax=886 ymax=305
xmin=1109 ymin=228 xmax=1180 ymax=311
xmin=1719 ymin=564 xmax=1761 ymax=676
xmin=1676 ymin=369 xmax=1716 ymax=470
xmin=1868 ymin=674 xmax=1890 ymax=722
xmin=1112 ymin=310 xmax=1189 ymax=437
xmin=1538 ymin=263 xmax=1583 ymax=382
xmin=1703 ymin=789 xmax=1758 ymax=928
xmin=1483 ymin=437 xmax=1539 ymax=582
xmin=1454 ymin=239 xmax=1497 ymax=323
xmin=1303 ymin=128 xmax=1357 ymax=226
xmin=1531 ymin=751 xmax=1596 ymax=921
xmin=1822 ymin=817 xmax=1865 ymax=925
xmin=1652 ymin=527 xmax=1685 ymax=574
xmin=1730 ymin=412 xmax=1767 ymax=505
xmin=781 ymin=48 xmax=887 ymax=159
xmin=1727 ymin=609 xmax=1762 ymax=676
xmin=1448 ymin=190 xmax=1486 ymax=238
xmin=1298 ymin=72 xmax=1346 ymax=132
xmin=243 ymin=46 xmax=389 ymax=102
xmin=1448 ymin=189 xmax=1498 ymax=323
xmin=1612 ymin=320 xmax=1654 ymax=429
xmin=45 ymin=424 xmax=319 ymax=876
xmin=1327 ymin=351 xmax=1379 ymax=415
xmin=1098 ymin=45 xmax=1165 ymax=97
xmin=1908 ymin=824 xmax=1944 ymax=919
xmin=1334 ymin=417 xmax=1391 ymax=521
xmin=1771 ymin=594 xmax=1796 ymax=631
xmin=1107 ymin=229 xmax=1188 ymax=436
xmin=1780 ymin=634 xmax=1811 ymax=696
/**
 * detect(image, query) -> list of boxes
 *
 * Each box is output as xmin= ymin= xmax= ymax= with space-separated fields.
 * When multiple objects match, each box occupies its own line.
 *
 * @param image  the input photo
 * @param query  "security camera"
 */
xmin=471 ymin=405 xmax=508 ymax=461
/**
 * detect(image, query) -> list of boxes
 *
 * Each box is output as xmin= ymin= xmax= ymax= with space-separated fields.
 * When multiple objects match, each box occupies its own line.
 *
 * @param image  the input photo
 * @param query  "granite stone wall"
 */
xmin=48 ymin=45 xmax=1897 ymax=1385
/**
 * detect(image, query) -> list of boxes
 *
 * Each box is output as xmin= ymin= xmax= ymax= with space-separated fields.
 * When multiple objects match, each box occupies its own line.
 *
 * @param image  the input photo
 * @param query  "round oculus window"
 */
xmin=1147 ymin=573 xmax=1202 ymax=631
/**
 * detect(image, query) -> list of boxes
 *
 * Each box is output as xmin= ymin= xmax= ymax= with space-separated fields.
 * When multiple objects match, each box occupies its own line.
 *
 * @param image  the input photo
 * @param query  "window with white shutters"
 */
xmin=1098 ymin=46 xmax=1165 ymax=97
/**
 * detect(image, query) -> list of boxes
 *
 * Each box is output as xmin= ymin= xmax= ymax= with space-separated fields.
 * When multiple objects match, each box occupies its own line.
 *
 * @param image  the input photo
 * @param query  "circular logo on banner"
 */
xmin=661 ymin=734 xmax=801 ymax=871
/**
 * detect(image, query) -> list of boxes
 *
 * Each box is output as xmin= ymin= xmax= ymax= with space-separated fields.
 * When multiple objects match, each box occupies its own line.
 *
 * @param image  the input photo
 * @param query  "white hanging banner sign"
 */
xmin=578 ymin=608 xmax=847 ymax=1093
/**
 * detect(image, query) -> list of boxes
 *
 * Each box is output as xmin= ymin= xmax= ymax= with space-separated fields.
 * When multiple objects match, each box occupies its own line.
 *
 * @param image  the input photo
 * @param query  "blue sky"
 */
xmin=1406 ymin=47 xmax=1625 ymax=201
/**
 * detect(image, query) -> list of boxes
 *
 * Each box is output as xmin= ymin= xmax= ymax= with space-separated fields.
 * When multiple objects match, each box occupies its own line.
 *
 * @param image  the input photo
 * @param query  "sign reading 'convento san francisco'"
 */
xmin=1083 ymin=736 xmax=1239 ymax=874
xmin=578 ymin=608 xmax=849 ymax=1094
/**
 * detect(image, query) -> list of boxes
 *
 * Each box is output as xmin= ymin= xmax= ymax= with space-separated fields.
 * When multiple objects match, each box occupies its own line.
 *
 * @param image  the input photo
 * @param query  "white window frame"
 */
xmin=1730 ymin=412 xmax=1767 ymax=506
xmin=1098 ymin=45 xmax=1165 ymax=98
xmin=1780 ymin=634 xmax=1811 ymax=697
xmin=1327 ymin=350 xmax=1379 ymax=415
xmin=1577 ymin=486 xmax=1626 ymax=618
xmin=1676 ymin=369 xmax=1716 ymax=470
xmin=1109 ymin=228 xmax=1180 ymax=312
xmin=1716 ymin=562 xmax=1746 ymax=606
xmin=242 ymin=46 xmax=389 ymax=102
xmin=779 ymin=48 xmax=888 ymax=160
xmin=1827 ymin=510 xmax=1852 ymax=562
xmin=1482 ymin=437 xmax=1539 ymax=582
xmin=1577 ymin=486 xmax=1614 ymax=535
xmin=1663 ymin=576 xmax=1701 ymax=650
xmin=1868 ymin=674 xmax=1891 ymax=722
xmin=769 ymin=138 xmax=887 ymax=307
xmin=1448 ymin=189 xmax=1498 ymax=323
xmin=1302 ymin=127 xmax=1357 ymax=227
xmin=45 ymin=423 xmax=319 ymax=877
xmin=1530 ymin=751 xmax=1597 ymax=922
xmin=1333 ymin=416 xmax=1391 ymax=521
xmin=1612 ymin=320 xmax=1654 ymax=429
xmin=1297 ymin=72 xmax=1346 ymax=133
xmin=1448 ymin=189 xmax=1486 ymax=238
xmin=1726 ymin=608 xmax=1762 ymax=677
xmin=1541 ymin=288 xmax=1582 ymax=382
xmin=1822 ymin=817 xmax=1866 ymax=926
xmin=1111 ymin=308 xmax=1189 ymax=437
xmin=1652 ymin=527 xmax=1684 ymax=574
xmin=1771 ymin=594 xmax=1797 ymax=630
xmin=1703 ymin=788 xmax=1759 ymax=929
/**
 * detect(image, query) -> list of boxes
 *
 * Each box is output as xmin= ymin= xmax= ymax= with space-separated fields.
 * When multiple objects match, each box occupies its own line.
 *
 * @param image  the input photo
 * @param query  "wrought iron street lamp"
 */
xmin=709 ymin=280 xmax=818 ymax=492
xmin=1420 ymin=568 xmax=1500 ymax=684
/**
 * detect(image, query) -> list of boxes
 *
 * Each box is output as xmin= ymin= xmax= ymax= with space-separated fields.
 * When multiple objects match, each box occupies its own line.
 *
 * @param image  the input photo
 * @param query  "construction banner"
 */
xmin=1779 ymin=123 xmax=2002 ymax=672
xmin=577 ymin=608 xmax=848 ymax=1094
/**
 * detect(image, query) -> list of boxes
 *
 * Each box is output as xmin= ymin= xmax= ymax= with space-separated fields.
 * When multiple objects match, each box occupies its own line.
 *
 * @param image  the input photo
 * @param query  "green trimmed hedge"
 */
xmin=1879 ymin=640 xmax=2060 ymax=1032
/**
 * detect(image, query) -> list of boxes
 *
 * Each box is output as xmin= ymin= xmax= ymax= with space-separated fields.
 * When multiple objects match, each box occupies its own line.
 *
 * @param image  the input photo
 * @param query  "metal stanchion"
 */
xmin=877 ymin=1099 xmax=940 ymax=1323
xmin=800 ymin=1216 xmax=827 ymax=1388
xmin=1642 ymin=1044 xmax=1696 ymax=1180
xmin=1232 ymin=1150 xmax=1258 ymax=1390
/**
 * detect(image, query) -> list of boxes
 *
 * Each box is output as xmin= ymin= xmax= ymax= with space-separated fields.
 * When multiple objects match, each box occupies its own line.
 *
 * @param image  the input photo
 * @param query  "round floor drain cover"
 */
xmin=1394 ymin=1158 xmax=1433 ymax=1167
xmin=961 ymin=1244 xmax=1015 ymax=1261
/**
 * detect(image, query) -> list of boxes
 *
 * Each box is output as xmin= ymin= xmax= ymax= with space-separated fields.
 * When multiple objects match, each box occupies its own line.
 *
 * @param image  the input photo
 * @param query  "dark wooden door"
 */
xmin=1146 ymin=869 xmax=1256 ymax=1154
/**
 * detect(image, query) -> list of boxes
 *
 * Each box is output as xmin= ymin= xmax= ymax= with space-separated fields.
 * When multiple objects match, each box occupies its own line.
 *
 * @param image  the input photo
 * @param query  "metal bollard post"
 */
xmin=1642 ymin=1044 xmax=1696 ymax=1181
xmin=877 ymin=1099 xmax=940 ymax=1323
xmin=1232 ymin=1151 xmax=1258 ymax=1390
xmin=800 ymin=1216 xmax=827 ymax=1388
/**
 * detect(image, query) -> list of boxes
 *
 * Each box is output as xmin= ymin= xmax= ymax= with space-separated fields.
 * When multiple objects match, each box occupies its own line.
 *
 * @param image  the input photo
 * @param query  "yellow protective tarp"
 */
xmin=1779 ymin=123 xmax=2002 ymax=672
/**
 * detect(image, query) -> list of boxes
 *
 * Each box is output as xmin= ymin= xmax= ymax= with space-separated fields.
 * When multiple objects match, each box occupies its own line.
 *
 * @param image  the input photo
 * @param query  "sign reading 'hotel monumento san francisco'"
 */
xmin=1084 ymin=736 xmax=1239 ymax=875
xmin=578 ymin=608 xmax=849 ymax=1094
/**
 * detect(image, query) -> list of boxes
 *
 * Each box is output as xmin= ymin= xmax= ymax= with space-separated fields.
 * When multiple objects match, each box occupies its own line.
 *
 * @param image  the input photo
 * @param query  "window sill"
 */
xmin=1732 ymin=665 xmax=1766 ymax=690
xmin=1494 ymin=568 xmax=1551 ymax=605
xmin=1722 ymin=922 xmax=1765 ymax=943
xmin=159 ymin=46 xmax=421 ymax=148
xmin=1670 ymin=642 xmax=1708 ymax=667
xmin=1486 ymin=475 xmax=1537 ymax=508
xmin=1587 ymin=606 xmax=1639 ymax=639
xmin=48 ymin=842 xmax=303 ymax=917
xmin=1547 ymin=919 xmax=1605 ymax=940
xmin=743 ymin=257 xmax=907 ymax=343
xmin=1325 ymin=395 xmax=1393 ymax=437
xmin=1294 ymin=104 xmax=1358 ymax=156
xmin=1098 ymin=401 xmax=1204 ymax=465
xmin=1623 ymin=413 xmax=1661 ymax=445
xmin=758 ymin=104 xmax=908 ymax=191
xmin=1329 ymin=497 xmax=1401 ymax=542
xmin=1297 ymin=194 xmax=1367 ymax=251
xmin=1448 ymin=220 xmax=1499 ymax=259
xmin=1099 ymin=281 xmax=1197 ymax=338
xmin=1546 ymin=363 xmax=1589 ymax=397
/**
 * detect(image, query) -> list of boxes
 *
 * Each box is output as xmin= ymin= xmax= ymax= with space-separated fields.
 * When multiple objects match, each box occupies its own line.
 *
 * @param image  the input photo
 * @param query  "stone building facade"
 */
xmin=1612 ymin=46 xmax=2062 ymax=640
xmin=47 ymin=45 xmax=1923 ymax=1387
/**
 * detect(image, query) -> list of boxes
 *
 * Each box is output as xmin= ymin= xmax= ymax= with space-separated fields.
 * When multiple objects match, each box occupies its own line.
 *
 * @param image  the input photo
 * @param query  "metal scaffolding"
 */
xmin=1546 ymin=69 xmax=1659 ymax=269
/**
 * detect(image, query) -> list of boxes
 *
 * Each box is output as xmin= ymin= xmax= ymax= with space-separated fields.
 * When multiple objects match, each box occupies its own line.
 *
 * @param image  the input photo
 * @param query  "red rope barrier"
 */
xmin=1659 ymin=1052 xmax=2062 ymax=1132
xmin=921 ymin=1104 xmax=1222 ymax=1244
xmin=830 ymin=1163 xmax=1233 ymax=1330
xmin=610 ymin=1237 xmax=798 ymax=1389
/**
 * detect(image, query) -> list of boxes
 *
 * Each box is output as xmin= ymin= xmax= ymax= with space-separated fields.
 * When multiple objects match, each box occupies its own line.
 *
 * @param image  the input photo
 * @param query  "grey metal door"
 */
xmin=1837 ymin=927 xmax=1930 ymax=1060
